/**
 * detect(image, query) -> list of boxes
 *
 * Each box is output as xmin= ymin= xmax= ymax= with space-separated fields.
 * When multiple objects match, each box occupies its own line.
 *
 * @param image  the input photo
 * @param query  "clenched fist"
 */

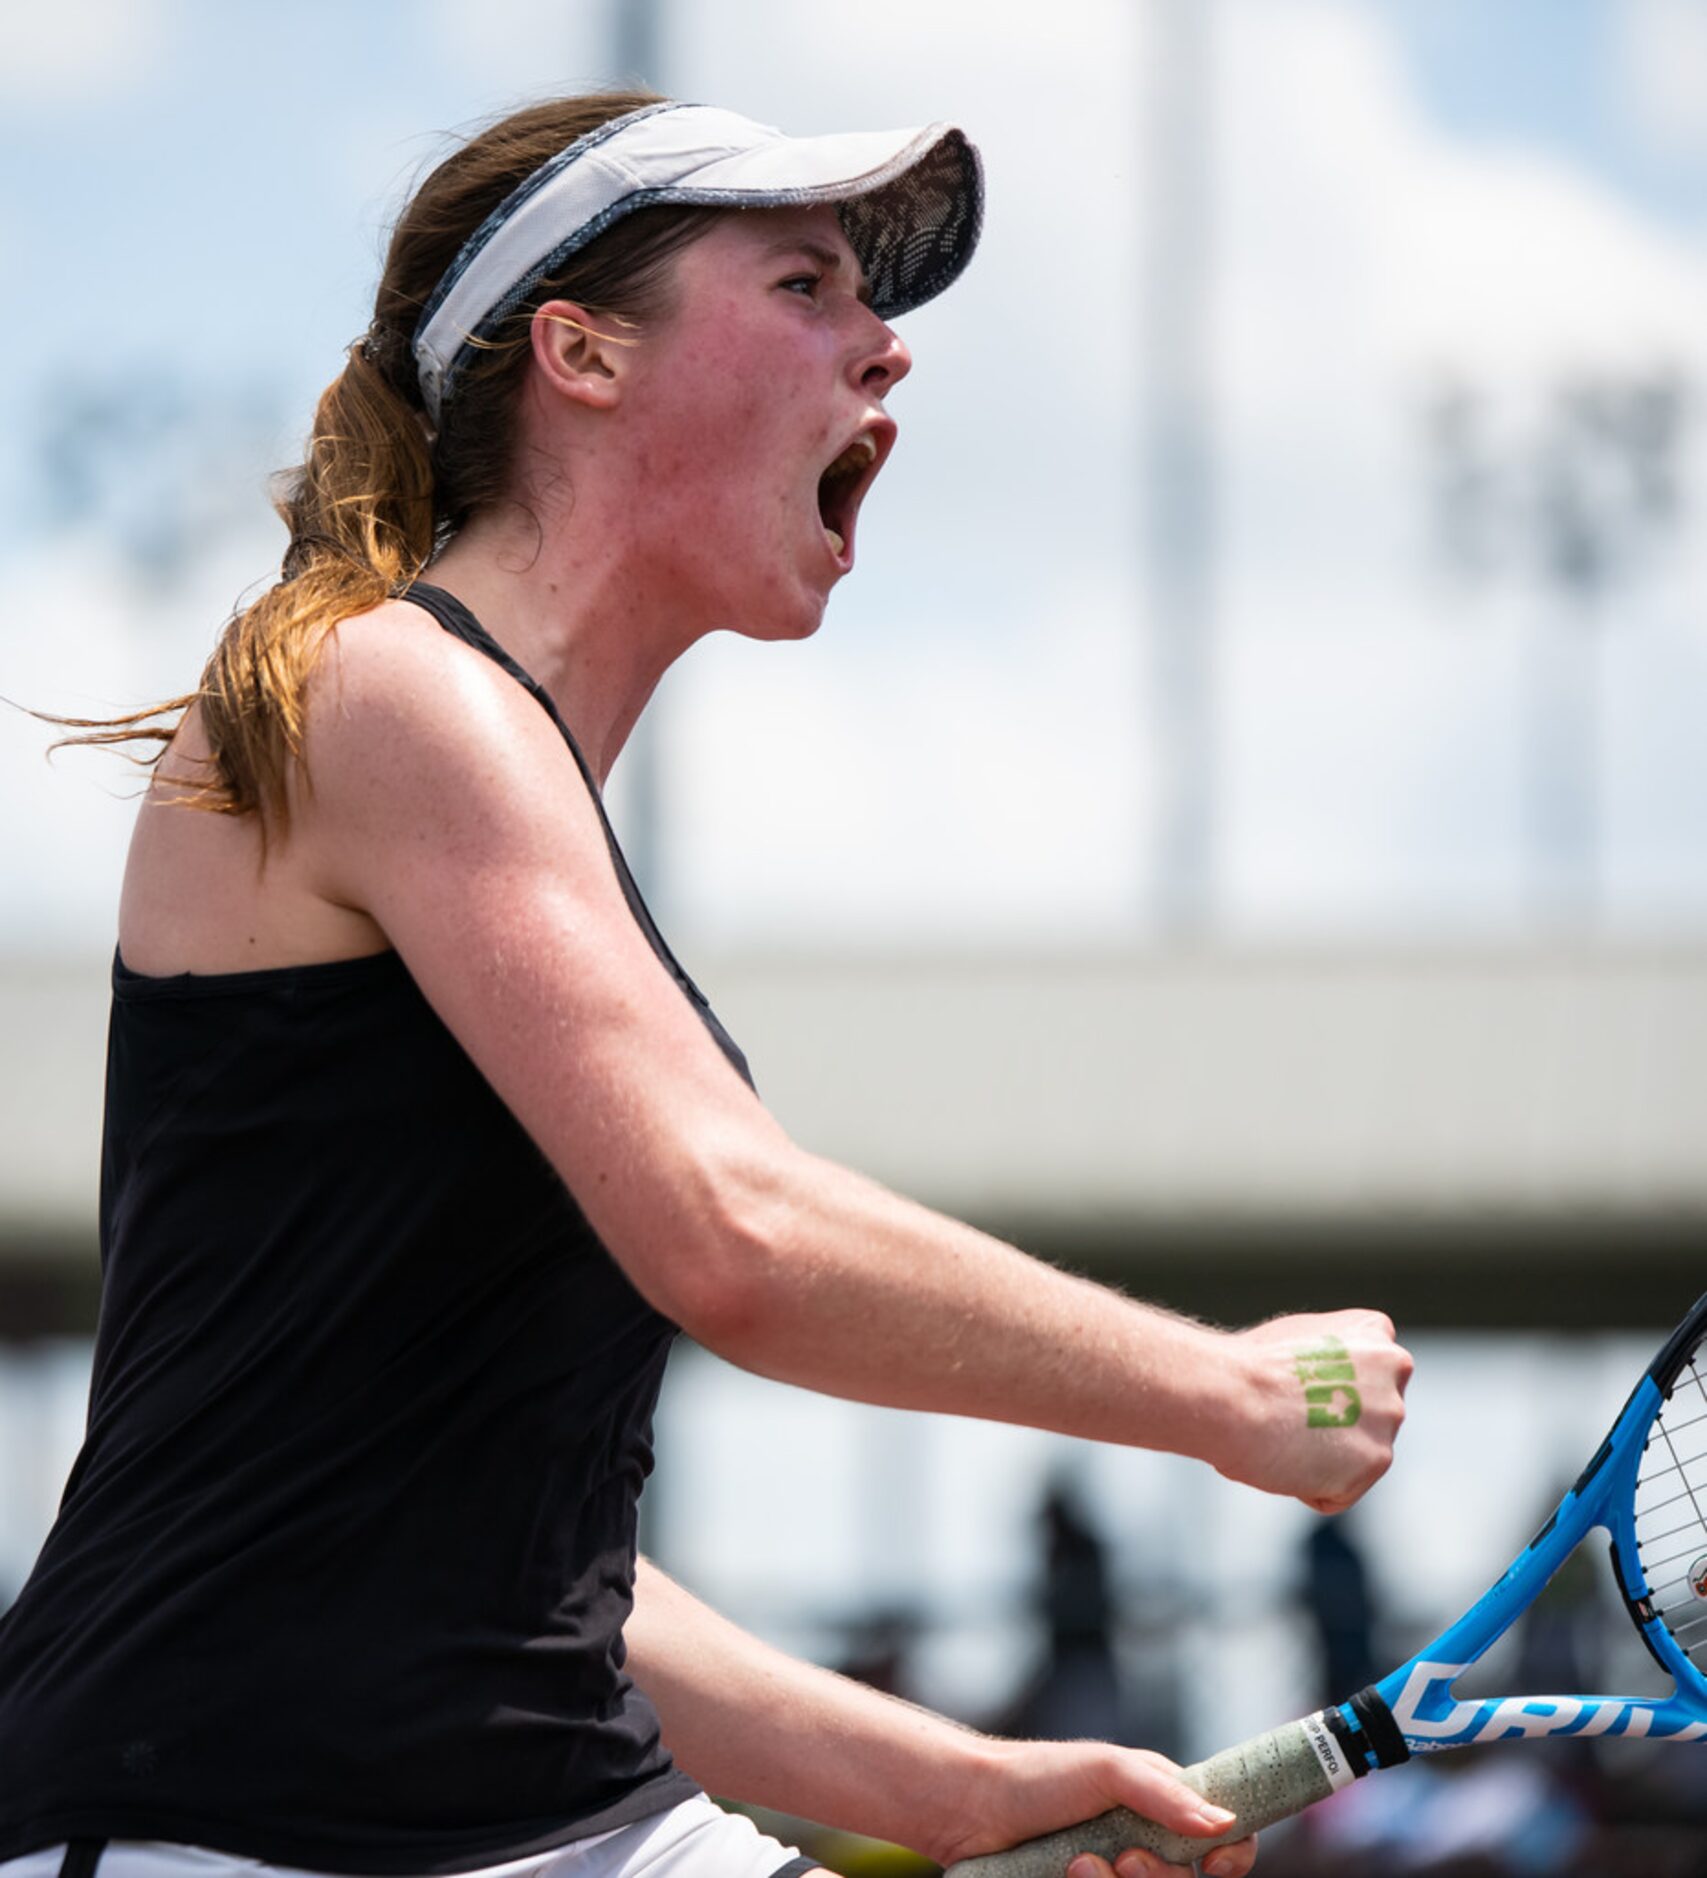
xmin=1211 ymin=1311 xmax=1413 ymax=1514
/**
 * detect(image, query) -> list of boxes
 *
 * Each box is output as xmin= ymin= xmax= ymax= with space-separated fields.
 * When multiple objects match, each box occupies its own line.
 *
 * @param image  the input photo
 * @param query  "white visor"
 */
xmin=411 ymin=100 xmax=983 ymax=424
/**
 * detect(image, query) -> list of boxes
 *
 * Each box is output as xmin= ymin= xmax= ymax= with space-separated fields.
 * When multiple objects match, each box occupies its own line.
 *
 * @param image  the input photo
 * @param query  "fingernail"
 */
xmin=1196 ymin=1804 xmax=1237 ymax=1828
xmin=1067 ymin=1860 xmax=1101 ymax=1878
xmin=1203 ymin=1856 xmax=1237 ymax=1878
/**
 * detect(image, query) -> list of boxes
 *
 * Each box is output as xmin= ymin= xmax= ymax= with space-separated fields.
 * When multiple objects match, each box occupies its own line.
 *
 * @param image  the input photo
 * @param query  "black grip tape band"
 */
xmin=1322 ymin=1687 xmax=1409 ymax=1774
xmin=1322 ymin=1703 xmax=1371 ymax=1775
xmin=1349 ymin=1686 xmax=1410 ymax=1768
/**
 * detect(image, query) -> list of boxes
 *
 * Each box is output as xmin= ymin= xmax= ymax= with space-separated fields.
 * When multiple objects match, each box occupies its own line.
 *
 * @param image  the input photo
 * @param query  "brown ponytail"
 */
xmin=52 ymin=90 xmax=718 ymax=828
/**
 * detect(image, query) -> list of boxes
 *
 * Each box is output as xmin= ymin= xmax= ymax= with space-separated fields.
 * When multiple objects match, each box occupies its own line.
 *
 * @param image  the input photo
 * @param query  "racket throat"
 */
xmin=1324 ymin=1686 xmax=1412 ymax=1776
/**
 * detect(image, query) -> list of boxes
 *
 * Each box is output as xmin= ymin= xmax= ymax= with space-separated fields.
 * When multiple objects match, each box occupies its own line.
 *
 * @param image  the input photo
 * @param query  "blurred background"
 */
xmin=3 ymin=1 xmax=1706 ymax=1871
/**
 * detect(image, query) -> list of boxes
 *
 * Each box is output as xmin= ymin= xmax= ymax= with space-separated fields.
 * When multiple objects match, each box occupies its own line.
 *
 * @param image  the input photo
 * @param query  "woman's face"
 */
xmin=610 ymin=201 xmax=913 ymax=641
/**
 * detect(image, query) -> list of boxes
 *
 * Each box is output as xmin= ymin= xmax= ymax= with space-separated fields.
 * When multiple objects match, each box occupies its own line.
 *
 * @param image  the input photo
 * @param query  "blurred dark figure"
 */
xmin=998 ymin=1474 xmax=1126 ymax=1744
xmin=1300 ymin=1513 xmax=1379 ymax=1706
xmin=833 ymin=1606 xmax=921 ymax=1701
xmin=1512 ymin=1488 xmax=1612 ymax=1818
xmin=1513 ymin=1502 xmax=1604 ymax=1702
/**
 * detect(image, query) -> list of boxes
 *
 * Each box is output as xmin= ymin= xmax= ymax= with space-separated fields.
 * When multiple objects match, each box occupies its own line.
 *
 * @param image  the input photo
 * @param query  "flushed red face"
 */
xmin=610 ymin=202 xmax=911 ymax=641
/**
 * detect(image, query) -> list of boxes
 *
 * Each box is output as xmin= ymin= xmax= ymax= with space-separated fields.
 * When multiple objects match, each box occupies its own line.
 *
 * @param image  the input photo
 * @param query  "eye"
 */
xmin=779 ymin=272 xmax=822 ymax=298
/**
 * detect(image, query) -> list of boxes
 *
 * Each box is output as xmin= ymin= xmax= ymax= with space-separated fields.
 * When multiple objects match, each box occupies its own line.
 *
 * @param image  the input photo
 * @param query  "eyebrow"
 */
xmin=764 ymin=235 xmax=873 ymax=307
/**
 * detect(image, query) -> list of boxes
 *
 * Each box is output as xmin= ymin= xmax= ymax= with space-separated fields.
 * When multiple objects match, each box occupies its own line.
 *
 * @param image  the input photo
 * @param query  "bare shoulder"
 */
xmin=298 ymin=598 xmax=597 ymax=873
xmin=120 ymin=601 xmax=577 ymax=977
xmin=303 ymin=598 xmax=555 ymax=776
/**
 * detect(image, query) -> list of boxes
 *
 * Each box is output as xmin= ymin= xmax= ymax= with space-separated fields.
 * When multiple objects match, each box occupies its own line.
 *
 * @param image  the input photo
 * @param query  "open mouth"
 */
xmin=815 ymin=431 xmax=883 ymax=562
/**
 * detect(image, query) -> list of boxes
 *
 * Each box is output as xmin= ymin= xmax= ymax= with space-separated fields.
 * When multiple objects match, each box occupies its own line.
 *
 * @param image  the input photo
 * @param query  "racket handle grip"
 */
xmin=943 ymin=1714 xmax=1342 ymax=1877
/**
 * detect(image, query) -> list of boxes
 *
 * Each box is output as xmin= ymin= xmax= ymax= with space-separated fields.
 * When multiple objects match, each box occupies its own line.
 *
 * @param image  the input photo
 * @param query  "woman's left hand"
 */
xmin=931 ymin=1737 xmax=1258 ymax=1878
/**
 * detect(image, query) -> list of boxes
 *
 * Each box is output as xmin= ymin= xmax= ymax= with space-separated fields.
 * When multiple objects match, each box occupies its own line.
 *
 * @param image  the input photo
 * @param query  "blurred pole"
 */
xmin=859 ymin=1408 xmax=928 ymax=1644
xmin=1424 ymin=373 xmax=1692 ymax=936
xmin=612 ymin=0 xmax=663 ymax=93
xmin=1527 ymin=384 xmax=1605 ymax=933
xmin=608 ymin=0 xmax=667 ymax=909
xmin=1144 ymin=0 xmax=1216 ymax=942
xmin=1527 ymin=599 xmax=1600 ymax=933
xmin=1524 ymin=375 xmax=1687 ymax=933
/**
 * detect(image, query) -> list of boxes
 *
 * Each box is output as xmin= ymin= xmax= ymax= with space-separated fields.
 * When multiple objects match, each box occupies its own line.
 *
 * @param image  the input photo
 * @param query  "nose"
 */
xmin=855 ymin=311 xmax=912 ymax=397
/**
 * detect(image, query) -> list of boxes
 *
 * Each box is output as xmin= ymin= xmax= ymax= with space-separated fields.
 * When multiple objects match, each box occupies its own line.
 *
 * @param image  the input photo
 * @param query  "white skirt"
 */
xmin=0 ymin=1799 xmax=822 ymax=1878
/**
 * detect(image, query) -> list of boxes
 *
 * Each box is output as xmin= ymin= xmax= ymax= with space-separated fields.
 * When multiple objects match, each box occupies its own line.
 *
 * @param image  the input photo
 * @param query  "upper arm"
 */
xmin=296 ymin=606 xmax=783 ymax=1330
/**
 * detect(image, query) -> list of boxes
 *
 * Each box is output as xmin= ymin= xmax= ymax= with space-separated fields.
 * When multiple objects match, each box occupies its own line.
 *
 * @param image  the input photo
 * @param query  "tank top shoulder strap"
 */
xmin=393 ymin=580 xmax=744 ymax=1078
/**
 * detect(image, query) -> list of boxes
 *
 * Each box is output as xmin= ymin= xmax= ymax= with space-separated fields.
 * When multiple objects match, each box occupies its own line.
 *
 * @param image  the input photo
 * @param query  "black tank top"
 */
xmin=0 ymin=584 xmax=748 ymax=1872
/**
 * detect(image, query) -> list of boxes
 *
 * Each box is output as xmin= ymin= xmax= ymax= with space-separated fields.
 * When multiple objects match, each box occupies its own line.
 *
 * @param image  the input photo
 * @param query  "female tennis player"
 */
xmin=0 ymin=93 xmax=1412 ymax=1878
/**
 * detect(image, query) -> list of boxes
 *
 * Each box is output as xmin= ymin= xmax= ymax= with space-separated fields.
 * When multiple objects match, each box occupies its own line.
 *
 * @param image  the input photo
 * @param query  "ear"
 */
xmin=529 ymin=299 xmax=640 ymax=411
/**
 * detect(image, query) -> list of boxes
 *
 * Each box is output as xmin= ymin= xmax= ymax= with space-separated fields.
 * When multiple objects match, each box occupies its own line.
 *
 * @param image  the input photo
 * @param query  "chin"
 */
xmin=724 ymin=595 xmax=831 ymax=645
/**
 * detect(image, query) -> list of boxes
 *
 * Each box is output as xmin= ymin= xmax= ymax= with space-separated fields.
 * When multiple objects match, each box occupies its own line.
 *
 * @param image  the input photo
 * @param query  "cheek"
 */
xmin=661 ymin=310 xmax=776 ymax=420
xmin=624 ymin=307 xmax=830 ymax=575
xmin=644 ymin=361 xmax=799 ymax=517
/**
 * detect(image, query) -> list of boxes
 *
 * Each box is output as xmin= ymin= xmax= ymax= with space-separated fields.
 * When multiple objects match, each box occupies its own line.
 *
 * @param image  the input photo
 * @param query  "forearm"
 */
xmin=694 ymin=1142 xmax=1249 ymax=1468
xmin=626 ymin=1555 xmax=989 ymax=1863
xmin=681 ymin=1140 xmax=1408 ymax=1512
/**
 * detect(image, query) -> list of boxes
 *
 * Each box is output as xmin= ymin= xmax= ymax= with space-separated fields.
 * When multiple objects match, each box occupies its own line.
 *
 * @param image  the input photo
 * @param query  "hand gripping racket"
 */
xmin=947 ymin=1293 xmax=1707 ymax=1877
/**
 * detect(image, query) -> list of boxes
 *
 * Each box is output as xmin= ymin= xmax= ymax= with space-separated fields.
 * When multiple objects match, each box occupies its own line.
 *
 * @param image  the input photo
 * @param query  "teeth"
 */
xmin=827 ymin=434 xmax=878 ymax=478
xmin=818 ymin=437 xmax=875 ymax=559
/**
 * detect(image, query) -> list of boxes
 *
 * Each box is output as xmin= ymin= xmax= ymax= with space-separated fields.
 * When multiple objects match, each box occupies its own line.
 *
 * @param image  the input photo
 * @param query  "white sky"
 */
xmin=1 ymin=0 xmax=1704 ymax=953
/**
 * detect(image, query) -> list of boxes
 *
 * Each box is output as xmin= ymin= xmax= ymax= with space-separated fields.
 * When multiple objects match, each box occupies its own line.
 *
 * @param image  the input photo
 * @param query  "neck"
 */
xmin=420 ymin=513 xmax=698 ymax=788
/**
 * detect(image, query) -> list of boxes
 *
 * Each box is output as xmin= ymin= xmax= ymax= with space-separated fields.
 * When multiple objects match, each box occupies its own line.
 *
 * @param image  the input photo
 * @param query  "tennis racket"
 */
xmin=947 ymin=1292 xmax=1707 ymax=1877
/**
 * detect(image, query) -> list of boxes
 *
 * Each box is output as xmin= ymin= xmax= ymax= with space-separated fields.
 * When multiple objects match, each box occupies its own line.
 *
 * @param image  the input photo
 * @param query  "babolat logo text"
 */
xmin=1391 ymin=1661 xmax=1707 ymax=1747
xmin=1295 ymin=1337 xmax=1361 ymax=1428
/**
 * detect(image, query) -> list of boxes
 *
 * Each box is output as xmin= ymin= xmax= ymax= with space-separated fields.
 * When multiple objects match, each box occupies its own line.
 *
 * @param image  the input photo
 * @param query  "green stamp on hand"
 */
xmin=1295 ymin=1336 xmax=1362 ymax=1428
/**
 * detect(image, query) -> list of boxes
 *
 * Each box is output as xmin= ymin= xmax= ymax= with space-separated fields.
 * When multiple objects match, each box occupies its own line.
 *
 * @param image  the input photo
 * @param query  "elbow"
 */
xmin=652 ymin=1132 xmax=797 ymax=1358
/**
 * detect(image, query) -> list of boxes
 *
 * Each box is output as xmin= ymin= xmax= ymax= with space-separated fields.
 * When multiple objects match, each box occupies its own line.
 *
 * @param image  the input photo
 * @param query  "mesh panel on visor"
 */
xmin=838 ymin=131 xmax=979 ymax=318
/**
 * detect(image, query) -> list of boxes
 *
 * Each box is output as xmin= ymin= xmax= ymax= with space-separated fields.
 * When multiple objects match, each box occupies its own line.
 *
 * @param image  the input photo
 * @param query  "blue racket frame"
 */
xmin=943 ymin=1300 xmax=1707 ymax=1878
xmin=1340 ymin=1302 xmax=1707 ymax=1764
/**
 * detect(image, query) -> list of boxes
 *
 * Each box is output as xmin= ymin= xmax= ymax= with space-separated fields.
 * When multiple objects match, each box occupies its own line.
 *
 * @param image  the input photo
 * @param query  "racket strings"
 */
xmin=1638 ymin=1480 xmax=1707 ymax=1519
xmin=1633 ymin=1344 xmax=1707 ymax=1677
xmin=1641 ymin=1517 xmax=1707 ymax=1554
